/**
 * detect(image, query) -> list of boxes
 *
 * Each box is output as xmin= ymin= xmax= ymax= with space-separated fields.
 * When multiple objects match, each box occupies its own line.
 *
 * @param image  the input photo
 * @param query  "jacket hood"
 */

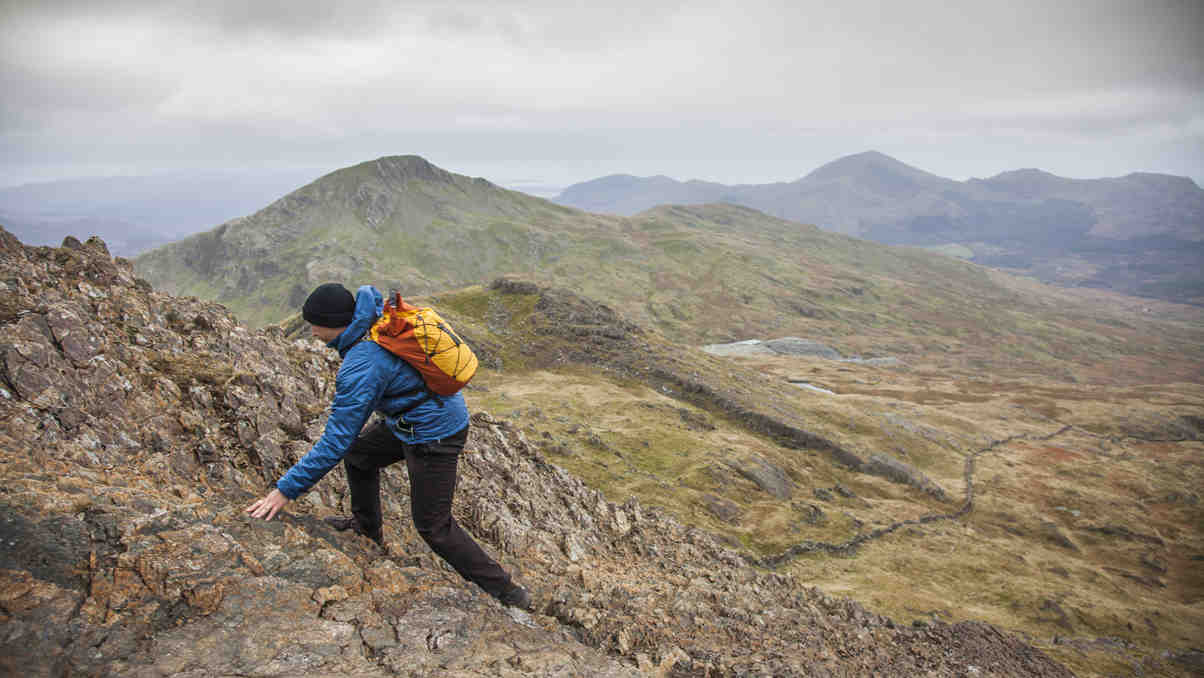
xmin=331 ymin=285 xmax=383 ymax=356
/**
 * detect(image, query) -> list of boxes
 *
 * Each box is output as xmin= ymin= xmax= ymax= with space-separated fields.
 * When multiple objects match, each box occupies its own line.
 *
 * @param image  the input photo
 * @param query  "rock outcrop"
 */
xmin=0 ymin=227 xmax=1073 ymax=676
xmin=724 ymin=455 xmax=795 ymax=499
xmin=865 ymin=452 xmax=947 ymax=498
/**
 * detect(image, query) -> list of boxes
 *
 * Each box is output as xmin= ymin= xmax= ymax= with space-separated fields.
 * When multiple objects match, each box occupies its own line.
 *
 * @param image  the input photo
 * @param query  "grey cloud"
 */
xmin=2 ymin=0 xmax=402 ymax=38
xmin=200 ymin=1 xmax=400 ymax=38
xmin=2 ymin=0 xmax=682 ymax=44
xmin=0 ymin=60 xmax=174 ymax=130
xmin=1 ymin=0 xmax=1201 ymax=187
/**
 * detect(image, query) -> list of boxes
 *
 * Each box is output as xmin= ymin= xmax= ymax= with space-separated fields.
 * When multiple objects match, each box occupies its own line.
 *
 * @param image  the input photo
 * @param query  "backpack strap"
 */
xmin=359 ymin=331 xmax=446 ymax=419
xmin=383 ymin=384 xmax=444 ymax=419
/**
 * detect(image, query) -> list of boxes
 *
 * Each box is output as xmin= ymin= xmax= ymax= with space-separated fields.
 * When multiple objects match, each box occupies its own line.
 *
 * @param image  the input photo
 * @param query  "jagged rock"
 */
xmin=1038 ymin=598 xmax=1074 ymax=631
xmin=1159 ymin=491 xmax=1199 ymax=505
xmin=702 ymin=493 xmax=743 ymax=523
xmin=1039 ymin=521 xmax=1079 ymax=551
xmin=1104 ymin=566 xmax=1166 ymax=589
xmin=1171 ymin=649 xmax=1204 ymax=673
xmin=1082 ymin=524 xmax=1166 ymax=545
xmin=865 ymin=453 xmax=947 ymax=498
xmin=725 ymin=455 xmax=795 ymax=499
xmin=676 ymin=406 xmax=715 ymax=431
xmin=797 ymin=503 xmax=826 ymax=525
xmin=0 ymin=228 xmax=1074 ymax=677
xmin=490 ymin=276 xmax=541 ymax=296
xmin=1140 ymin=552 xmax=1168 ymax=574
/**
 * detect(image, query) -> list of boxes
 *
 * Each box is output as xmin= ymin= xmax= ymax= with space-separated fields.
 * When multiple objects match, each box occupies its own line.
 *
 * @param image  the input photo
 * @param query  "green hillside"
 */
xmin=136 ymin=156 xmax=1202 ymax=383
xmin=134 ymin=156 xmax=600 ymax=324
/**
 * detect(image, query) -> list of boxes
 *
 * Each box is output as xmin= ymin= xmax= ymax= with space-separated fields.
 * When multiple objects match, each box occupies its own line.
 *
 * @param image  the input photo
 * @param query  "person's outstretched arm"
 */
xmin=246 ymin=346 xmax=390 ymax=519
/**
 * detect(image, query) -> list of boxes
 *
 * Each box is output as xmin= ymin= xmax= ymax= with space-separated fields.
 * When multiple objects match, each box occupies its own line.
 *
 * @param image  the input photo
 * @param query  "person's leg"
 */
xmin=340 ymin=421 xmax=407 ymax=539
xmin=405 ymin=427 xmax=516 ymax=599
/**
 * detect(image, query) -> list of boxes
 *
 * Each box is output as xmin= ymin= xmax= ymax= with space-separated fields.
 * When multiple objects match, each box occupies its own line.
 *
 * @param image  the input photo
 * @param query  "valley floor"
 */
xmin=468 ymin=357 xmax=1204 ymax=678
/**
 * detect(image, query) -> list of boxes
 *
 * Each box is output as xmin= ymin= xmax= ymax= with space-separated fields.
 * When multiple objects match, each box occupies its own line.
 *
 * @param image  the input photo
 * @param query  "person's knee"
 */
xmin=343 ymin=454 xmax=371 ymax=474
xmin=414 ymin=514 xmax=454 ymax=545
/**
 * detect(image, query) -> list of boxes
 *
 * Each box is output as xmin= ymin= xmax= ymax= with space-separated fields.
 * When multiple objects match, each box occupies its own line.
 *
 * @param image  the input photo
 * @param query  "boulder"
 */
xmin=865 ymin=453 xmax=946 ymax=498
xmin=726 ymin=455 xmax=795 ymax=499
xmin=702 ymin=493 xmax=744 ymax=523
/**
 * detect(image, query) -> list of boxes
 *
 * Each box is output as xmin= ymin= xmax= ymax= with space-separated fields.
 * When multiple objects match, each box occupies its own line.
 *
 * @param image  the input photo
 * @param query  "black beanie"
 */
xmin=302 ymin=283 xmax=355 ymax=328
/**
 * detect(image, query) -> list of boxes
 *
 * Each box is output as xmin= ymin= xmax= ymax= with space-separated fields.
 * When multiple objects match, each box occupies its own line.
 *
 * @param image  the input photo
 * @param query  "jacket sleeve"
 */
xmin=275 ymin=347 xmax=391 ymax=499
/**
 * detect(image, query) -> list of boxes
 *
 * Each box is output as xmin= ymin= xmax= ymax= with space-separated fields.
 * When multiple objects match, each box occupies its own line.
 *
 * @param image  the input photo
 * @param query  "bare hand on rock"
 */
xmin=246 ymin=488 xmax=289 ymax=520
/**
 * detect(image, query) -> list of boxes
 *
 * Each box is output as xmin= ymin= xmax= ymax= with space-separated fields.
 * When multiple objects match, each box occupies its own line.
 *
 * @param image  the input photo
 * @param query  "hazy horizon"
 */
xmin=3 ymin=148 xmax=1202 ymax=196
xmin=2 ymin=1 xmax=1201 ymax=190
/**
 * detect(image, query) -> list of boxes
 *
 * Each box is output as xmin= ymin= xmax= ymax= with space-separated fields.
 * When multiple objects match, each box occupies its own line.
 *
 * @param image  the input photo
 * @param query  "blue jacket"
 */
xmin=276 ymin=285 xmax=470 ymax=499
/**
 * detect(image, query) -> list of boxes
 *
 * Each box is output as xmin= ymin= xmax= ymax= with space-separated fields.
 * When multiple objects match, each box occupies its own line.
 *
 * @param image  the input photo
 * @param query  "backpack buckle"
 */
xmin=391 ymin=416 xmax=415 ymax=437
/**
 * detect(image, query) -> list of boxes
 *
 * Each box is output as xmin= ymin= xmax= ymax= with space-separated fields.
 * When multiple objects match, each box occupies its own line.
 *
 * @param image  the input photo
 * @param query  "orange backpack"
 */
xmin=367 ymin=291 xmax=478 ymax=396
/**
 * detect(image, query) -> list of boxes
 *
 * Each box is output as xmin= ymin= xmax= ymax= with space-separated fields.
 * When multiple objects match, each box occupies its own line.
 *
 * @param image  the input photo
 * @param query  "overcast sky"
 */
xmin=2 ymin=0 xmax=1202 ymax=191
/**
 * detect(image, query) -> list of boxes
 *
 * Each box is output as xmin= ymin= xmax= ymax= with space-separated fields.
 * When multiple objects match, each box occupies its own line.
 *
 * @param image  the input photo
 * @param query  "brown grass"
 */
xmin=467 ymin=354 xmax=1204 ymax=677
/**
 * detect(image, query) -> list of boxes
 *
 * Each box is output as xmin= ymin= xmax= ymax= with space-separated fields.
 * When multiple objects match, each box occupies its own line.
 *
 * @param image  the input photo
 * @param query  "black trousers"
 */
xmin=343 ymin=421 xmax=514 ymax=598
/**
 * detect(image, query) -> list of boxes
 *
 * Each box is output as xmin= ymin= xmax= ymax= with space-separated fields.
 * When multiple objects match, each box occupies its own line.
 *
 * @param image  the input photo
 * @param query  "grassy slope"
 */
xmin=135 ymin=157 xmax=598 ymax=327
xmin=412 ymin=280 xmax=1204 ymax=678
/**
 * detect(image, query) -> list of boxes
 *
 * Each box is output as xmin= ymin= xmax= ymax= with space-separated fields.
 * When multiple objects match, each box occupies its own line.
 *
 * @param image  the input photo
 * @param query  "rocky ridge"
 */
xmin=0 ymin=227 xmax=1073 ymax=676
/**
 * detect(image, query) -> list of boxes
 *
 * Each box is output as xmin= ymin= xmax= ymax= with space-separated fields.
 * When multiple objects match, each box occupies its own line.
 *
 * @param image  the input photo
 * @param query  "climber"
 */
xmin=245 ymin=283 xmax=532 ymax=612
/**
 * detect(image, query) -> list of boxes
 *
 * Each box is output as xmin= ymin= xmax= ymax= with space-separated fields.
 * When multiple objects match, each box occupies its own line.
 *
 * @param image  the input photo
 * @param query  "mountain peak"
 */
xmin=974 ymin=168 xmax=1079 ymax=198
xmin=289 ymin=154 xmax=505 ymax=205
xmin=336 ymin=154 xmax=456 ymax=185
xmin=984 ymin=168 xmax=1058 ymax=182
xmin=594 ymin=173 xmax=676 ymax=185
xmin=374 ymin=154 xmax=436 ymax=169
xmin=803 ymin=151 xmax=936 ymax=182
xmin=1122 ymin=171 xmax=1202 ymax=191
xmin=796 ymin=151 xmax=951 ymax=202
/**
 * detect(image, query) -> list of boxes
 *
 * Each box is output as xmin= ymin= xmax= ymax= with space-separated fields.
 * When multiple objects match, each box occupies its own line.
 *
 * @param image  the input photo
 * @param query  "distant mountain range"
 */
xmin=10 ymin=153 xmax=1202 ymax=303
xmin=554 ymin=152 xmax=1204 ymax=304
xmin=140 ymin=154 xmax=1037 ymax=336
xmin=133 ymin=155 xmax=1201 ymax=384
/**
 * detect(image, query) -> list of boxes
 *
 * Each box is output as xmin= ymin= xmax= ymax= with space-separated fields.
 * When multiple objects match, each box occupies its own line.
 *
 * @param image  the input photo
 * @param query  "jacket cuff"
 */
xmin=276 ymin=479 xmax=303 ymax=500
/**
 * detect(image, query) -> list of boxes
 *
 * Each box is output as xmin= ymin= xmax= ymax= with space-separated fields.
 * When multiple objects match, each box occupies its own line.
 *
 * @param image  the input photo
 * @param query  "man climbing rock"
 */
xmin=246 ymin=283 xmax=532 ymax=611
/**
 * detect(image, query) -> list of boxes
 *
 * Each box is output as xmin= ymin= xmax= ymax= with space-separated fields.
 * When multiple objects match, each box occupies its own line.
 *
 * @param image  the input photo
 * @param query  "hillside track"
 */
xmin=759 ymin=425 xmax=1075 ymax=567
